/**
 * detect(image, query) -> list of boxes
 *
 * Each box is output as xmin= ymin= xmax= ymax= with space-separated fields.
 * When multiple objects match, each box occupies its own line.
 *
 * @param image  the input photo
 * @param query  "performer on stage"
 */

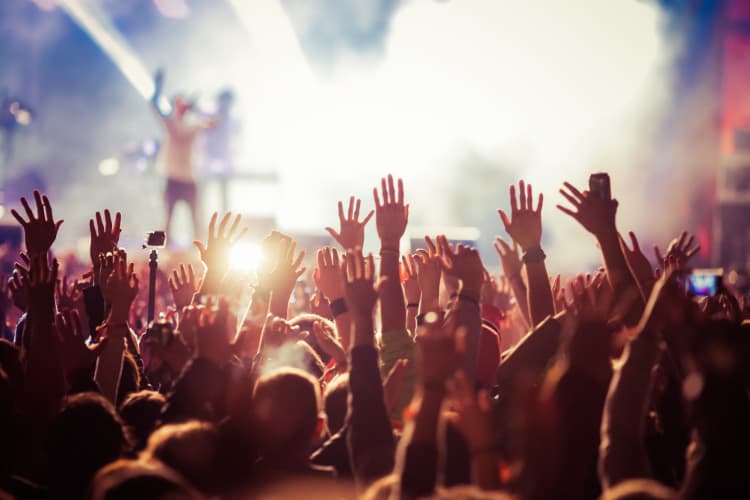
xmin=202 ymin=89 xmax=238 ymax=214
xmin=150 ymin=70 xmax=215 ymax=242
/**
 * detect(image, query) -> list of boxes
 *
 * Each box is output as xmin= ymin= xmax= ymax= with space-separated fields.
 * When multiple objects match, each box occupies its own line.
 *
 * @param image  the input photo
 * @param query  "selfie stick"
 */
xmin=148 ymin=249 xmax=158 ymax=324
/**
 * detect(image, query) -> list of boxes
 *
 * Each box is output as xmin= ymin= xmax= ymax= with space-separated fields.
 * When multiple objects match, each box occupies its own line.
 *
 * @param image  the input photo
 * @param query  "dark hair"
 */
xmin=141 ymin=421 xmax=218 ymax=494
xmin=253 ymin=368 xmax=320 ymax=457
xmin=47 ymin=392 xmax=130 ymax=498
xmin=118 ymin=390 xmax=166 ymax=452
xmin=89 ymin=459 xmax=200 ymax=500
xmin=323 ymin=374 xmax=348 ymax=435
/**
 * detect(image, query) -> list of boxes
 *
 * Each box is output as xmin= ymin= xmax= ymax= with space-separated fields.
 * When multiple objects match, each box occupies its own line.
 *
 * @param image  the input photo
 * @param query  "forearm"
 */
xmin=347 ymin=343 xmax=395 ymax=485
xmin=406 ymin=306 xmax=417 ymax=335
xmin=524 ymin=261 xmax=554 ymax=327
xmin=397 ymin=389 xmax=443 ymax=497
xmin=599 ymin=332 xmax=661 ymax=488
xmin=508 ymin=274 xmax=531 ymax=325
xmin=333 ymin=312 xmax=351 ymax=353
xmin=379 ymin=246 xmax=406 ymax=332
xmin=598 ymin=231 xmax=645 ymax=324
xmin=269 ymin=286 xmax=293 ymax=319
xmin=454 ymin=289 xmax=482 ymax=382
xmin=25 ymin=316 xmax=66 ymax=417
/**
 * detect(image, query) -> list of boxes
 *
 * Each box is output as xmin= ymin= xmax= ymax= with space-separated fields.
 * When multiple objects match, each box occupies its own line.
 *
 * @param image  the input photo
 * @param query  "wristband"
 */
xmin=522 ymin=246 xmax=546 ymax=264
xmin=330 ymin=298 xmax=348 ymax=318
xmin=379 ymin=246 xmax=400 ymax=254
xmin=458 ymin=293 xmax=480 ymax=307
xmin=406 ymin=303 xmax=419 ymax=309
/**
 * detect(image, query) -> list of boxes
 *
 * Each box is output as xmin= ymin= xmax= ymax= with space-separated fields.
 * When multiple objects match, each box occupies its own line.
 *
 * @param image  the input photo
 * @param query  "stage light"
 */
xmin=229 ymin=242 xmax=263 ymax=273
xmin=98 ymin=157 xmax=120 ymax=176
xmin=57 ymin=0 xmax=170 ymax=112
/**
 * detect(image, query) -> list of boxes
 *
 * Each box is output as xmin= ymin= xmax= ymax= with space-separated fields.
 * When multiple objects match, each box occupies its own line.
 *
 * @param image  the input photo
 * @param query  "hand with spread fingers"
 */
xmin=169 ymin=263 xmax=198 ymax=310
xmin=654 ymin=231 xmax=700 ymax=275
xmin=493 ymin=237 xmax=522 ymax=280
xmin=312 ymin=320 xmax=347 ymax=370
xmin=194 ymin=211 xmax=248 ymax=293
xmin=11 ymin=190 xmax=64 ymax=256
xmin=557 ymin=181 xmax=618 ymax=239
xmin=620 ymin=231 xmax=656 ymax=290
xmin=438 ymin=235 xmax=484 ymax=300
xmin=401 ymin=253 xmax=420 ymax=306
xmin=498 ymin=180 xmax=543 ymax=252
xmin=325 ymin=196 xmax=374 ymax=250
xmin=89 ymin=209 xmax=122 ymax=267
xmin=56 ymin=275 xmax=83 ymax=312
xmin=342 ymin=249 xmax=381 ymax=323
xmin=57 ymin=309 xmax=106 ymax=378
xmin=374 ymin=174 xmax=409 ymax=248
xmin=103 ymin=252 xmax=139 ymax=328
xmin=314 ymin=247 xmax=344 ymax=301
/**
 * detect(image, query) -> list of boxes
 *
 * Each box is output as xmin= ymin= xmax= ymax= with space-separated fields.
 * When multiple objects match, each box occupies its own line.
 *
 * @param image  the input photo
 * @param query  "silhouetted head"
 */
xmin=141 ymin=421 xmax=219 ymax=494
xmin=253 ymin=368 xmax=321 ymax=459
xmin=323 ymin=373 xmax=348 ymax=435
xmin=47 ymin=392 xmax=130 ymax=498
xmin=89 ymin=459 xmax=200 ymax=500
xmin=118 ymin=390 xmax=165 ymax=451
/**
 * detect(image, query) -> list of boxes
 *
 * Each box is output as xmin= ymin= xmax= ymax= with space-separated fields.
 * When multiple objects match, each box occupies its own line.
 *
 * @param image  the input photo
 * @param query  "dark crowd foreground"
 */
xmin=0 ymin=175 xmax=747 ymax=499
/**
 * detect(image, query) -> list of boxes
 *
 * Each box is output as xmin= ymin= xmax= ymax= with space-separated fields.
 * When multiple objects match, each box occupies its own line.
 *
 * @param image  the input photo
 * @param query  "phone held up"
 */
xmin=588 ymin=172 xmax=611 ymax=201
xmin=686 ymin=269 xmax=723 ymax=297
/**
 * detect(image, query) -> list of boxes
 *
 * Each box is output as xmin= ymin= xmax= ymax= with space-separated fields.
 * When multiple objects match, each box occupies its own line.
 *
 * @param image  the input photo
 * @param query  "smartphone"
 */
xmin=686 ymin=269 xmax=723 ymax=297
xmin=589 ymin=173 xmax=611 ymax=201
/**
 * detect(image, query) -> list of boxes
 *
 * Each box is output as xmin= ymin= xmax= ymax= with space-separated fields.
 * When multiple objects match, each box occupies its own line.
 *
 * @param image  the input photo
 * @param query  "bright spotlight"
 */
xmin=229 ymin=242 xmax=263 ymax=273
xmin=98 ymin=157 xmax=120 ymax=176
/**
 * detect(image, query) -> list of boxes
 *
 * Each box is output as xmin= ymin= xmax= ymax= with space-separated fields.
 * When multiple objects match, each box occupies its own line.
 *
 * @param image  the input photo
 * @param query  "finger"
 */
xmin=654 ymin=245 xmax=664 ymax=265
xmin=684 ymin=234 xmax=695 ymax=253
xmin=559 ymin=189 xmax=580 ymax=208
xmin=232 ymin=227 xmax=249 ymax=244
xmin=227 ymin=214 xmax=241 ymax=239
xmin=193 ymin=240 xmax=207 ymax=258
xmin=207 ymin=212 xmax=218 ymax=240
xmin=354 ymin=198 xmax=361 ymax=220
xmin=104 ymin=209 xmax=112 ymax=233
xmin=373 ymin=188 xmax=381 ymax=209
xmin=397 ymin=177 xmax=404 ymax=205
xmin=518 ymin=180 xmax=527 ymax=210
xmin=20 ymin=197 xmax=34 ymax=221
xmin=347 ymin=196 xmax=354 ymax=220
xmin=33 ymin=191 xmax=44 ymax=220
xmin=42 ymin=195 xmax=53 ymax=222
xmin=10 ymin=209 xmax=26 ymax=227
xmin=169 ymin=275 xmax=178 ymax=292
xmin=354 ymin=250 xmax=363 ymax=279
xmin=96 ymin=211 xmax=105 ymax=235
xmin=345 ymin=253 xmax=355 ymax=283
xmin=628 ymin=231 xmax=640 ymax=252
xmin=361 ymin=210 xmax=374 ymax=226
xmin=676 ymin=231 xmax=687 ymax=251
xmin=388 ymin=174 xmax=396 ymax=204
xmin=685 ymin=245 xmax=701 ymax=259
xmin=556 ymin=205 xmax=578 ymax=219
xmin=113 ymin=211 xmax=122 ymax=235
xmin=381 ymin=177 xmax=389 ymax=205
xmin=337 ymin=200 xmax=345 ymax=223
xmin=497 ymin=210 xmax=511 ymax=233
xmin=217 ymin=212 xmax=232 ymax=238
xmin=562 ymin=182 xmax=585 ymax=202
xmin=536 ymin=192 xmax=543 ymax=213
xmin=187 ymin=264 xmax=195 ymax=284
xmin=425 ymin=236 xmax=437 ymax=255
xmin=89 ymin=218 xmax=96 ymax=240
xmin=179 ymin=264 xmax=188 ymax=284
xmin=325 ymin=227 xmax=341 ymax=243
xmin=509 ymin=184 xmax=518 ymax=213
xmin=331 ymin=248 xmax=339 ymax=268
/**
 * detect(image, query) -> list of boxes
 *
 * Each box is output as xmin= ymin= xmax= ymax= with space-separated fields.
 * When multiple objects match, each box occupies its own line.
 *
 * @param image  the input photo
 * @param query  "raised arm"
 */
xmin=96 ymin=252 xmax=139 ymax=403
xmin=342 ymin=249 xmax=395 ymax=487
xmin=315 ymin=247 xmax=351 ymax=352
xmin=493 ymin=237 xmax=531 ymax=324
xmin=498 ymin=180 xmax=554 ymax=326
xmin=374 ymin=175 xmax=409 ymax=333
xmin=558 ymin=180 xmax=644 ymax=326
xmin=194 ymin=212 xmax=247 ymax=296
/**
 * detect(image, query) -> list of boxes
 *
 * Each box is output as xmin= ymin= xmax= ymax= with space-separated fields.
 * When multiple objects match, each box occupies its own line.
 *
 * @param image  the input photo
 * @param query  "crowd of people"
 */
xmin=0 ymin=174 xmax=748 ymax=499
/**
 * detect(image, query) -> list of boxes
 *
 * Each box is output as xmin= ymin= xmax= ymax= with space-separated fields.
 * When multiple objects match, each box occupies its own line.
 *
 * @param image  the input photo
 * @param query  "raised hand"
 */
xmin=342 ymin=249 xmax=380 ymax=326
xmin=414 ymin=236 xmax=445 ymax=313
xmin=314 ymin=247 xmax=344 ymax=300
xmin=493 ymin=237 xmax=522 ymax=279
xmin=56 ymin=275 xmax=82 ymax=312
xmin=11 ymin=190 xmax=63 ymax=256
xmin=401 ymin=254 xmax=420 ymax=306
xmin=194 ymin=299 xmax=236 ymax=366
xmin=194 ymin=212 xmax=247 ymax=292
xmin=620 ymin=231 xmax=656 ymax=289
xmin=8 ymin=268 xmax=27 ymax=312
xmin=557 ymin=181 xmax=618 ymax=239
xmin=374 ymin=174 xmax=409 ymax=247
xmin=267 ymin=237 xmax=305 ymax=296
xmin=654 ymin=231 xmax=700 ymax=274
xmin=498 ymin=180 xmax=543 ymax=251
xmin=57 ymin=309 xmax=105 ymax=378
xmin=438 ymin=235 xmax=484 ymax=298
xmin=169 ymin=263 xmax=197 ymax=310
xmin=312 ymin=320 xmax=347 ymax=369
xmin=103 ymin=252 xmax=139 ymax=326
xmin=325 ymin=196 xmax=374 ymax=250
xmin=89 ymin=209 xmax=122 ymax=266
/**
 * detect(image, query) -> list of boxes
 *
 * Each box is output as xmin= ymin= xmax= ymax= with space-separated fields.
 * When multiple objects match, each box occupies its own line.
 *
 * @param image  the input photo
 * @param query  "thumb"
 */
xmin=325 ymin=227 xmax=340 ymax=242
xmin=193 ymin=240 xmax=206 ymax=258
